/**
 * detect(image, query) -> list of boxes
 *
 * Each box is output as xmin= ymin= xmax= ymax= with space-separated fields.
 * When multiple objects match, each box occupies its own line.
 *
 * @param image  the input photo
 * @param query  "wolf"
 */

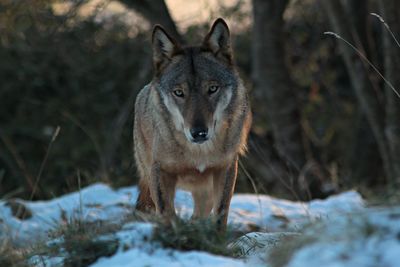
xmin=133 ymin=18 xmax=251 ymax=230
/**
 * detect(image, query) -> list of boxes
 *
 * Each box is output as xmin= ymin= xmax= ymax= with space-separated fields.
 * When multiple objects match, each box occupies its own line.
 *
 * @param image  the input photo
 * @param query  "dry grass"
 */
xmin=1 ymin=211 xmax=243 ymax=266
xmin=29 ymin=217 xmax=120 ymax=267
xmin=151 ymin=218 xmax=241 ymax=257
xmin=0 ymin=241 xmax=29 ymax=267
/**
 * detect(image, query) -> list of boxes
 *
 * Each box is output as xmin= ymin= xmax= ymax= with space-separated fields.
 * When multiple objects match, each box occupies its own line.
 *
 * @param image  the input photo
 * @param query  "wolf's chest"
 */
xmin=175 ymin=164 xmax=215 ymax=191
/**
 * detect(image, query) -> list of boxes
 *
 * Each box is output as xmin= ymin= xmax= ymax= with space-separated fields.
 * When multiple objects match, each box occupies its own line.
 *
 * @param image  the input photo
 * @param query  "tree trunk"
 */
xmin=250 ymin=0 xmax=331 ymax=199
xmin=322 ymin=0 xmax=394 ymax=182
xmin=380 ymin=0 xmax=400 ymax=184
xmin=251 ymin=0 xmax=306 ymax=171
xmin=119 ymin=0 xmax=183 ymax=43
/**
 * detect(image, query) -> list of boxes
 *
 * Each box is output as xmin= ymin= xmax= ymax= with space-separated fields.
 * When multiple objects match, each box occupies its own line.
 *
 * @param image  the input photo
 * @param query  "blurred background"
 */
xmin=1 ymin=0 xmax=399 ymax=201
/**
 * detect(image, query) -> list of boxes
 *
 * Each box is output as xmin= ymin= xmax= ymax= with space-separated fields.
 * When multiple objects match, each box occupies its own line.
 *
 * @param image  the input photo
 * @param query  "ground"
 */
xmin=1 ymin=183 xmax=399 ymax=267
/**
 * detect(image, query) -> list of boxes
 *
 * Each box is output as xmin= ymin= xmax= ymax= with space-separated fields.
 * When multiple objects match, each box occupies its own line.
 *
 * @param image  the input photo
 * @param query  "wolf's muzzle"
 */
xmin=190 ymin=127 xmax=209 ymax=144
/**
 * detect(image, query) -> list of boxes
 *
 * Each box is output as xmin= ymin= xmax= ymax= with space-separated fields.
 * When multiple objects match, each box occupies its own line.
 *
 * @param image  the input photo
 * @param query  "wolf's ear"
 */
xmin=152 ymin=25 xmax=181 ymax=72
xmin=203 ymin=18 xmax=232 ymax=64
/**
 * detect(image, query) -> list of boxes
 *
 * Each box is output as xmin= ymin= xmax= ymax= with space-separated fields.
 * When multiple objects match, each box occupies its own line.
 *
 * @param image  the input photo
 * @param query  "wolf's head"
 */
xmin=152 ymin=18 xmax=240 ymax=145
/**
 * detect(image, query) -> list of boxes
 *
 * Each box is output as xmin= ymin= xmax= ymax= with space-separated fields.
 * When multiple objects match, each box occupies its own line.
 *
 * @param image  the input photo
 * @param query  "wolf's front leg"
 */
xmin=149 ymin=162 xmax=177 ymax=220
xmin=213 ymin=157 xmax=238 ymax=231
xmin=191 ymin=182 xmax=214 ymax=219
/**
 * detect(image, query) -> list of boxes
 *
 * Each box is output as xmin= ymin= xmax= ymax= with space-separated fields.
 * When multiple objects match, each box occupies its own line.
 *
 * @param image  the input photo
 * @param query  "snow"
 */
xmin=92 ymin=247 xmax=247 ymax=267
xmin=0 ymin=184 xmax=138 ymax=243
xmin=282 ymin=207 xmax=400 ymax=267
xmin=1 ymin=183 xmax=399 ymax=267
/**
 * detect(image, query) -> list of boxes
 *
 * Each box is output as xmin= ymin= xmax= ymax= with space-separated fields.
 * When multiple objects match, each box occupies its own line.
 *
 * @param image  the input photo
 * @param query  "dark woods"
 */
xmin=0 ymin=0 xmax=399 ymax=200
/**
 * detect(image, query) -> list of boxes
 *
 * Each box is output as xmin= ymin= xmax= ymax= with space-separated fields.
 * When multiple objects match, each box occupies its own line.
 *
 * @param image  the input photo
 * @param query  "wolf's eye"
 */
xmin=208 ymin=85 xmax=220 ymax=95
xmin=173 ymin=89 xmax=184 ymax=97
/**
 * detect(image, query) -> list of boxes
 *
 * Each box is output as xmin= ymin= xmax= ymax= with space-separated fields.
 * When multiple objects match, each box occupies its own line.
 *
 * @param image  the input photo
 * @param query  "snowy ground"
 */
xmin=1 ymin=183 xmax=399 ymax=267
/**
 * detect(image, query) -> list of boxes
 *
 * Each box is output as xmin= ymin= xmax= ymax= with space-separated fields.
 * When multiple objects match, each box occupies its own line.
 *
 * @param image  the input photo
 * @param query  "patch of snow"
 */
xmin=0 ymin=183 xmax=364 ymax=245
xmin=0 ymin=183 xmax=139 ymax=244
xmin=280 ymin=207 xmax=400 ymax=267
xmin=2 ymin=182 xmax=385 ymax=267
xmin=92 ymin=247 xmax=247 ymax=267
xmin=228 ymin=190 xmax=364 ymax=231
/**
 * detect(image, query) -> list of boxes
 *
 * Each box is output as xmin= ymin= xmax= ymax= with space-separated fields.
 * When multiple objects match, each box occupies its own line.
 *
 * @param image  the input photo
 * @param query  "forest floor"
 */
xmin=1 ymin=183 xmax=400 ymax=267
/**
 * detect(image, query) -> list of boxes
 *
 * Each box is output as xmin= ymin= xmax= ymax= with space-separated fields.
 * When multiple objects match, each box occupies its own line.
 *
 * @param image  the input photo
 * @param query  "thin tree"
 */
xmin=251 ymin=0 xmax=310 ymax=198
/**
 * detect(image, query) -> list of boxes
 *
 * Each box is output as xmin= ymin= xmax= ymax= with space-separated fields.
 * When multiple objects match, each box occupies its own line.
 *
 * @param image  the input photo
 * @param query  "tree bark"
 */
xmin=251 ymin=0 xmax=306 ymax=172
xmin=380 ymin=0 xmax=400 ymax=183
xmin=322 ymin=0 xmax=394 ymax=182
xmin=119 ymin=0 xmax=183 ymax=43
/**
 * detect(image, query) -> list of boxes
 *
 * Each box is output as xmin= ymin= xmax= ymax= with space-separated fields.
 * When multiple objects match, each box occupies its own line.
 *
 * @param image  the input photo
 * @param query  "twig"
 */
xmin=29 ymin=126 xmax=60 ymax=200
xmin=61 ymin=111 xmax=108 ymax=180
xmin=370 ymin=13 xmax=400 ymax=49
xmin=324 ymin=31 xmax=400 ymax=99
xmin=13 ymin=126 xmax=60 ymax=238
xmin=238 ymin=159 xmax=264 ymax=228
xmin=0 ymin=132 xmax=35 ymax=193
xmin=77 ymin=170 xmax=83 ymax=220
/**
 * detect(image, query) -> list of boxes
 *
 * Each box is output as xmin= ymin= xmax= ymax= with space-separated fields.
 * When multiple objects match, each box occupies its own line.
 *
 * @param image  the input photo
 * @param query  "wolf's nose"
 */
xmin=190 ymin=127 xmax=209 ymax=143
